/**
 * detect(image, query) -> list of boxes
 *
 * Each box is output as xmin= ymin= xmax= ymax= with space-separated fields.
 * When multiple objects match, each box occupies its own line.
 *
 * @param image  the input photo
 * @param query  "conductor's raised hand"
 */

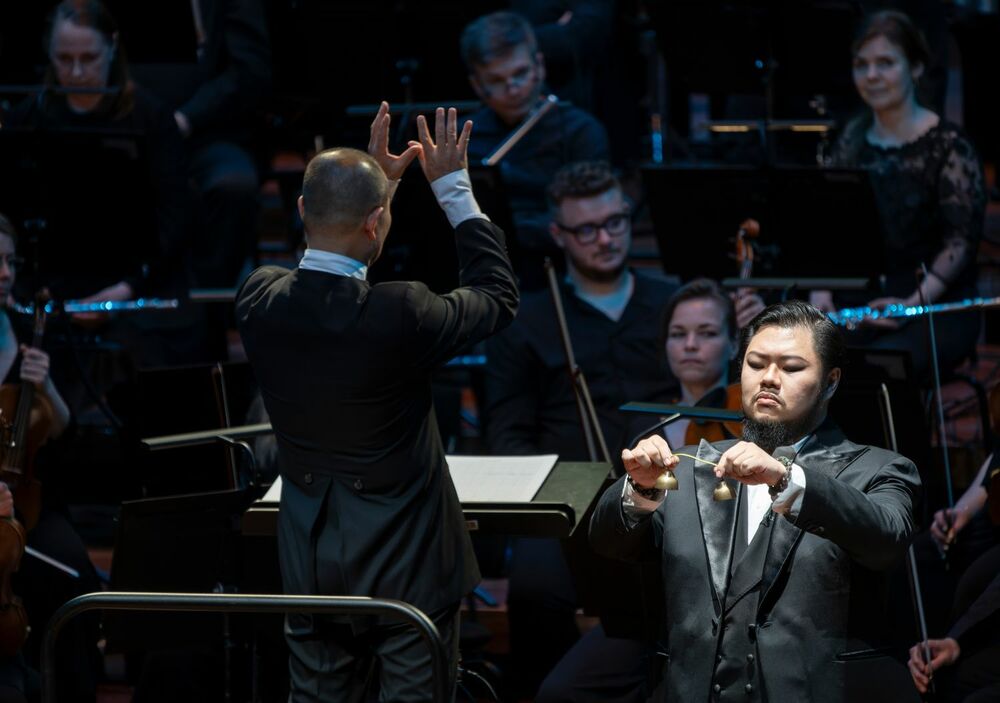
xmin=409 ymin=107 xmax=473 ymax=183
xmin=622 ymin=434 xmax=678 ymax=489
xmin=367 ymin=101 xmax=422 ymax=181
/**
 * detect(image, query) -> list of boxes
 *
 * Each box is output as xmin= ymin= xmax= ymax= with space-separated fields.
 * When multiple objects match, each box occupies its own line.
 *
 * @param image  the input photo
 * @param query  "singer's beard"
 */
xmin=742 ymin=400 xmax=825 ymax=453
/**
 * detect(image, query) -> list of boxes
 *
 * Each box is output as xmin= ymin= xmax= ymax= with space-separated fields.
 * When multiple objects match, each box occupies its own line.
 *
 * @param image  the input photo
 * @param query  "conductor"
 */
xmin=236 ymin=104 xmax=519 ymax=701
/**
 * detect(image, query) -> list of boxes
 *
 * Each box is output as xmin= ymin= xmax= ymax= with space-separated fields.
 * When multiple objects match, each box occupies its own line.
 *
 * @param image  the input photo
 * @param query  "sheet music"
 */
xmin=258 ymin=455 xmax=558 ymax=505
xmin=446 ymin=454 xmax=558 ymax=503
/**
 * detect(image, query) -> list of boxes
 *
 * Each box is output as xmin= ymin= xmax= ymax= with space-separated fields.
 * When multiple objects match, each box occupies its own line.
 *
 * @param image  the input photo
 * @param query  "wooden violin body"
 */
xmin=0 ymin=290 xmax=55 ymax=656
xmin=0 ymin=516 xmax=28 ymax=657
xmin=0 ymin=383 xmax=53 ymax=530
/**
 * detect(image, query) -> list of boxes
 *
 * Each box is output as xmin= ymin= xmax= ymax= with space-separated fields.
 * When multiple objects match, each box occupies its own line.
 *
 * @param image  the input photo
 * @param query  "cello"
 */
xmin=682 ymin=219 xmax=758 ymax=445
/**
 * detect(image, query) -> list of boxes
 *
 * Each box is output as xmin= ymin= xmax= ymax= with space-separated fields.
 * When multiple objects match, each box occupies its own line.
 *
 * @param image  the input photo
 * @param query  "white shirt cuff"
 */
xmin=429 ymin=169 xmax=489 ymax=228
xmin=621 ymin=478 xmax=666 ymax=528
xmin=771 ymin=464 xmax=806 ymax=518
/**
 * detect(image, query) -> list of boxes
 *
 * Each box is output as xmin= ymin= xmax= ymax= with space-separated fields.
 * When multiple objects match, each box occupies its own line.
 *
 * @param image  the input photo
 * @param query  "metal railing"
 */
xmin=42 ymin=592 xmax=448 ymax=703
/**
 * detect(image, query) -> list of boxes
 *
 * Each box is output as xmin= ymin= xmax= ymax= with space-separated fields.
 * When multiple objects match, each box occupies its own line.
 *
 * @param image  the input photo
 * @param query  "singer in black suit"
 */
xmin=591 ymin=301 xmax=921 ymax=703
xmin=236 ymin=104 xmax=518 ymax=701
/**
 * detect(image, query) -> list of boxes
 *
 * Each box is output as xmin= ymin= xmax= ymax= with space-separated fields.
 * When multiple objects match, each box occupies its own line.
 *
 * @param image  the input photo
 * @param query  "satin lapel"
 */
xmin=757 ymin=422 xmax=870 ymax=612
xmin=725 ymin=507 xmax=771 ymax=612
xmin=692 ymin=439 xmax=738 ymax=610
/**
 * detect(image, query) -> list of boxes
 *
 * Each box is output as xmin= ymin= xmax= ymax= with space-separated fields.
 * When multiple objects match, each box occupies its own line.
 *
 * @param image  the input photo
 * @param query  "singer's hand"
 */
xmin=908 ymin=638 xmax=959 ymax=694
xmin=715 ymin=441 xmax=786 ymax=487
xmin=622 ymin=434 xmax=677 ymax=489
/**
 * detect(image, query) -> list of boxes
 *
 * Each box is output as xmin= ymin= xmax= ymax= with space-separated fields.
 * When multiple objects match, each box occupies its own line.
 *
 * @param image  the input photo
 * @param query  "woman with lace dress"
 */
xmin=812 ymin=10 xmax=985 ymax=379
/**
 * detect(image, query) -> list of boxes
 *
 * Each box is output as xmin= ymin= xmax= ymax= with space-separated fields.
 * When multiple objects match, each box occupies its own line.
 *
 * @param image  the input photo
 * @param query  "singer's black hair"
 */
xmin=739 ymin=300 xmax=846 ymax=377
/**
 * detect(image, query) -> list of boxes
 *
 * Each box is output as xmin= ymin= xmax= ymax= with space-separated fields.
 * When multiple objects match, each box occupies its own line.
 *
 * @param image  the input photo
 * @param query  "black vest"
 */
xmin=710 ymin=489 xmax=774 ymax=702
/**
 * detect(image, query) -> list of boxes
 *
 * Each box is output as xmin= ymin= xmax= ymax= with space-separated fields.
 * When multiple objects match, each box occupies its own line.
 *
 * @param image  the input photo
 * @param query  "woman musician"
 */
xmin=0 ymin=214 xmax=98 ymax=703
xmin=813 ymin=10 xmax=985 ymax=380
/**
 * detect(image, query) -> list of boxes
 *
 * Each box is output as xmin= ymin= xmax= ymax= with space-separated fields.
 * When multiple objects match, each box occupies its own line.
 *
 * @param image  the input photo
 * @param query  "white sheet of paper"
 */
xmin=446 ymin=454 xmax=558 ymax=503
xmin=259 ymin=454 xmax=558 ymax=505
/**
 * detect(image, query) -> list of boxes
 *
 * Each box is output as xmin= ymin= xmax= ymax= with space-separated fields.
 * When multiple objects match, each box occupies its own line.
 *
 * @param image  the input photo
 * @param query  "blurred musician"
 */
xmin=461 ymin=11 xmax=610 ymax=288
xmin=2 ymin=0 xmax=190 ymax=307
xmin=0 ymin=214 xmax=99 ymax=703
xmin=815 ymin=10 xmax=984 ymax=379
xmin=537 ymin=279 xmax=742 ymax=702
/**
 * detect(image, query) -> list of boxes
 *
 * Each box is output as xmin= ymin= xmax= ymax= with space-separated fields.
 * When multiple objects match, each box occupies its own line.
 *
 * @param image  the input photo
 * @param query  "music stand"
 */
xmin=105 ymin=488 xmax=255 ymax=652
xmin=136 ymin=362 xmax=258 ymax=497
xmin=642 ymin=165 xmax=887 ymax=286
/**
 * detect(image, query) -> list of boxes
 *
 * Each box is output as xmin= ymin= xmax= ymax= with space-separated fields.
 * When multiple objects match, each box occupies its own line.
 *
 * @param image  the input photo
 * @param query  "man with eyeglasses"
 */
xmin=460 ymin=11 xmax=610 ymax=290
xmin=483 ymin=161 xmax=676 ymax=696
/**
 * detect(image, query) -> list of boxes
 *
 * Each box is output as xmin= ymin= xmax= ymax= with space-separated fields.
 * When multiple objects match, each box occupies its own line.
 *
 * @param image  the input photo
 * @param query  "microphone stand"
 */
xmin=544 ymin=258 xmax=611 ymax=465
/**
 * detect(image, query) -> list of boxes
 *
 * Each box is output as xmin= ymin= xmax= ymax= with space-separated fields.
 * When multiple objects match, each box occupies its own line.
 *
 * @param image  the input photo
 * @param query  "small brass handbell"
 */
xmin=654 ymin=470 xmax=678 ymax=491
xmin=713 ymin=478 xmax=734 ymax=502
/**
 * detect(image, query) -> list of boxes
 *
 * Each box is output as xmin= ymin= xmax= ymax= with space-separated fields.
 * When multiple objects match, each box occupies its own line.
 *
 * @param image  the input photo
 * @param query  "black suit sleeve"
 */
xmin=793 ymin=456 xmax=920 ymax=572
xmin=484 ymin=322 xmax=543 ymax=454
xmin=179 ymin=0 xmax=272 ymax=134
xmin=589 ymin=476 xmax=661 ymax=563
xmin=404 ymin=218 xmax=518 ymax=370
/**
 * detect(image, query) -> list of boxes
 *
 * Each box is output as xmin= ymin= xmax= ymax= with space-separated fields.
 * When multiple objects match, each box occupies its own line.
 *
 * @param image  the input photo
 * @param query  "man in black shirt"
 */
xmin=461 ymin=11 xmax=610 ymax=289
xmin=484 ymin=161 xmax=674 ymax=695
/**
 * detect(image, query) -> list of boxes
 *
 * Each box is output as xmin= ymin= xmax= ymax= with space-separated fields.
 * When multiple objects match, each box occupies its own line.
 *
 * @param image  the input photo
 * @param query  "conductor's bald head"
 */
xmin=300 ymin=148 xmax=390 ymax=235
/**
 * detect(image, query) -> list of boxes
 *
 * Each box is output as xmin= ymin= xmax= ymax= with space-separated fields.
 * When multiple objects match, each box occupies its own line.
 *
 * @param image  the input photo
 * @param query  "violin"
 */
xmin=682 ymin=219 xmax=759 ymax=445
xmin=0 ymin=292 xmax=53 ymax=657
xmin=0 ymin=291 xmax=54 ymax=530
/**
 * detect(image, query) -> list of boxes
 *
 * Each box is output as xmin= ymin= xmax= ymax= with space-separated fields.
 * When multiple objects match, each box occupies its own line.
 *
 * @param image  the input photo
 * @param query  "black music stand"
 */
xmin=106 ymin=489 xmax=253 ymax=644
xmin=135 ymin=362 xmax=258 ymax=497
xmin=642 ymin=165 xmax=887 ymax=288
xmin=241 ymin=460 xmax=610 ymax=543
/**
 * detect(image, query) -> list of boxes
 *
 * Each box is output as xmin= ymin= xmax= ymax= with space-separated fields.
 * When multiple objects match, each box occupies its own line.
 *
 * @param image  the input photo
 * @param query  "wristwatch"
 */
xmin=627 ymin=474 xmax=665 ymax=500
xmin=769 ymin=456 xmax=793 ymax=498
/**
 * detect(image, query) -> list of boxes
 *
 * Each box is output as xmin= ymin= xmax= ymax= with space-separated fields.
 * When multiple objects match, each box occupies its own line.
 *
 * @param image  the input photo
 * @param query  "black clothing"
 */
xmin=134 ymin=0 xmax=270 ymax=288
xmin=484 ymin=272 xmax=675 ymax=695
xmin=833 ymin=120 xmax=984 ymax=301
xmin=286 ymin=604 xmax=459 ymax=702
xmin=466 ymin=102 xmax=609 ymax=286
xmin=3 ymin=88 xmax=190 ymax=299
xmin=485 ymin=272 xmax=677 ymax=464
xmin=133 ymin=0 xmax=271 ymax=147
xmin=511 ymin=1 xmax=614 ymax=114
xmin=236 ymin=216 xmax=517 ymax=697
xmin=833 ymin=120 xmax=985 ymax=378
xmin=948 ymin=544 xmax=1000 ymax=702
xmin=590 ymin=422 xmax=922 ymax=702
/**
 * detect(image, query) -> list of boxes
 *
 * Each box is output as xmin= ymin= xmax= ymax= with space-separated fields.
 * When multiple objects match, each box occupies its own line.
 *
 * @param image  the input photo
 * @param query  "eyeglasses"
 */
xmin=478 ymin=63 xmax=539 ymax=97
xmin=555 ymin=212 xmax=631 ymax=244
xmin=0 ymin=255 xmax=24 ymax=271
